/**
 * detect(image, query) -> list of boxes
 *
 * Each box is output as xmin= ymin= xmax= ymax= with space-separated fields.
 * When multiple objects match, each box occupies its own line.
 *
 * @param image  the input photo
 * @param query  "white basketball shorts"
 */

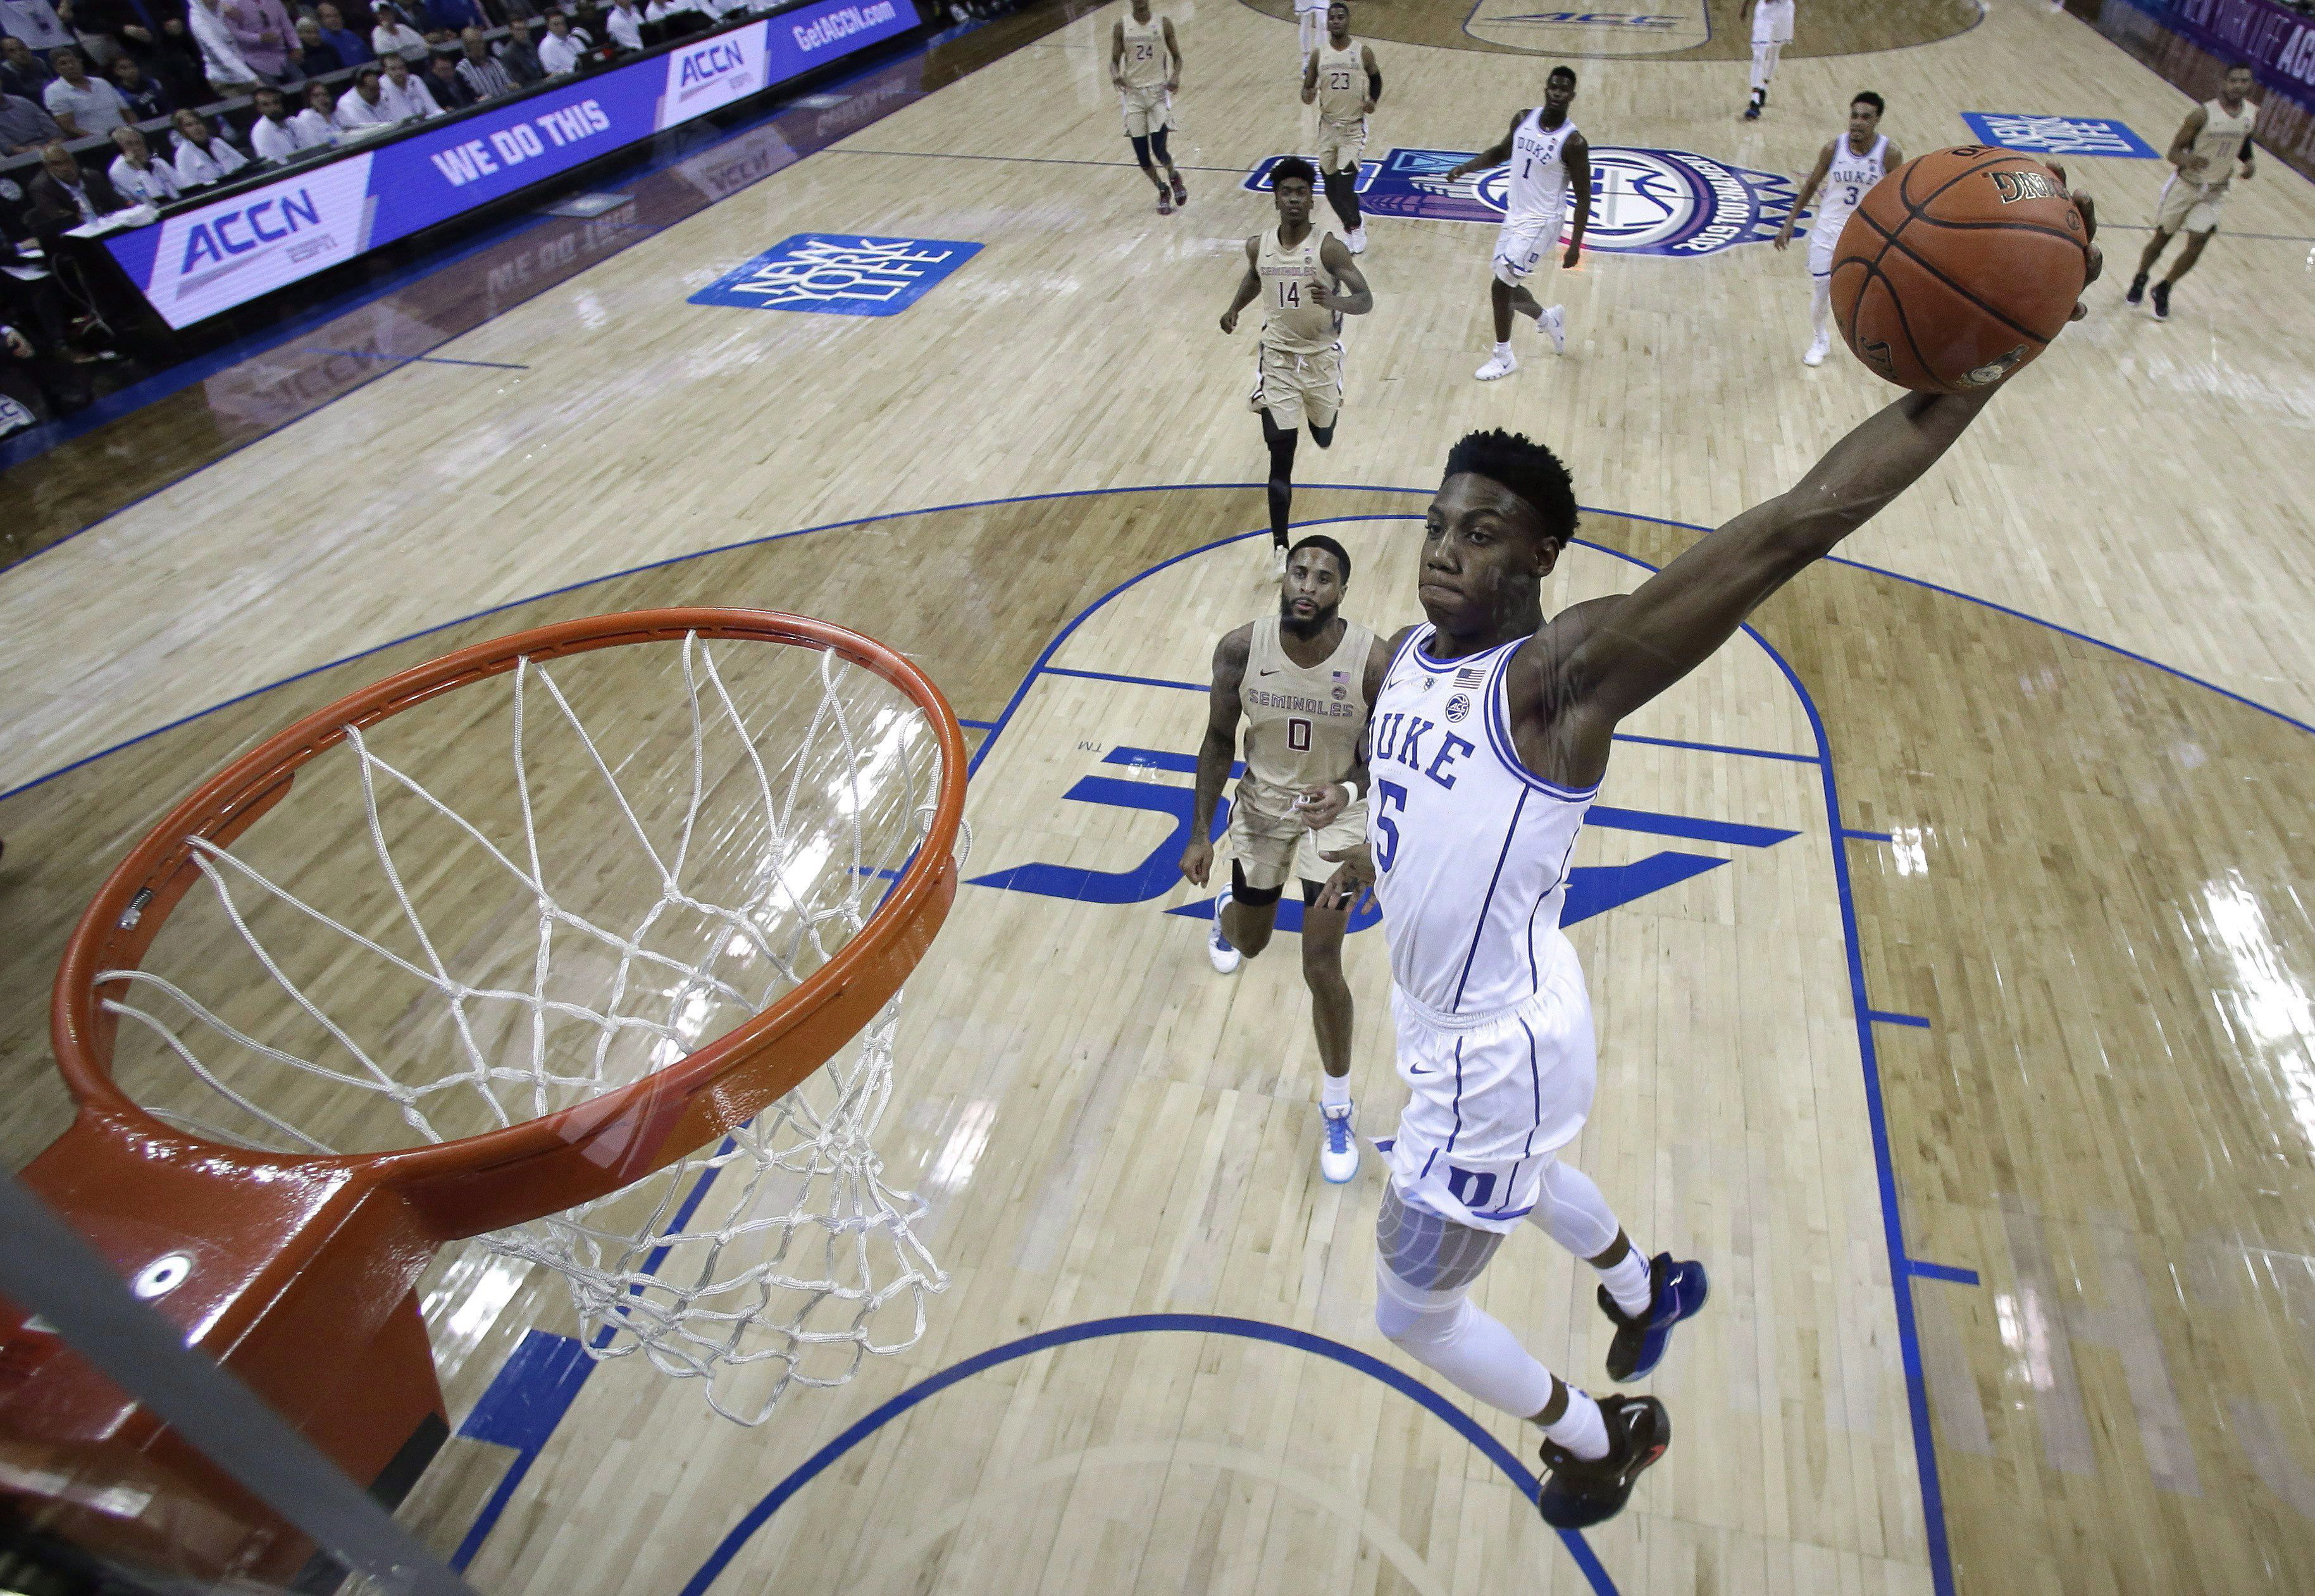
xmin=1377 ymin=928 xmax=1597 ymax=1234
xmin=1492 ymin=211 xmax=1562 ymax=285
xmin=1753 ymin=0 xmax=1794 ymax=45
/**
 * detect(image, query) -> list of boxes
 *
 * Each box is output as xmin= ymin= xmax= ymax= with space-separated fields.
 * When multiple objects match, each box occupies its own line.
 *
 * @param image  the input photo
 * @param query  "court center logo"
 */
xmin=688 ymin=232 xmax=983 ymax=316
xmin=1959 ymin=113 xmax=2158 ymax=159
xmin=1244 ymin=146 xmax=1801 ymax=256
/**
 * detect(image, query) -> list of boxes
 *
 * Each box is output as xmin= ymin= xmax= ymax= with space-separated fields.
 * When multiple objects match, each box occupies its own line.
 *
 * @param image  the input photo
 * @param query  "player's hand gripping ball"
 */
xmin=1831 ymin=147 xmax=2100 ymax=394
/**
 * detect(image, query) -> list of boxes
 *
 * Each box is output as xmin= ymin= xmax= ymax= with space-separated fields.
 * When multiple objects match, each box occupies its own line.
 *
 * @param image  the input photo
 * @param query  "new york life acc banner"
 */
xmin=106 ymin=0 xmax=920 ymax=328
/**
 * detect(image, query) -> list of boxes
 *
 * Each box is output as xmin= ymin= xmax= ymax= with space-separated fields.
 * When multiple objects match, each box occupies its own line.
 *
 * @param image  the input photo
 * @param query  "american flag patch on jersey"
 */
xmin=1455 ymin=665 xmax=1487 ymax=688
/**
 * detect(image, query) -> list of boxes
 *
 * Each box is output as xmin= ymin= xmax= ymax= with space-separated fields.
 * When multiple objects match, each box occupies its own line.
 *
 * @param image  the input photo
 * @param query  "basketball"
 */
xmin=1830 ymin=145 xmax=2090 ymax=393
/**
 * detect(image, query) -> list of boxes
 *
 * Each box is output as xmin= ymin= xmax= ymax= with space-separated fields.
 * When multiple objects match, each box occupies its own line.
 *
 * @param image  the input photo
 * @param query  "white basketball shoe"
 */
xmin=1319 ymin=1099 xmax=1358 ymax=1183
xmin=1475 ymin=350 xmax=1518 ymax=381
xmin=1803 ymin=336 xmax=1830 ymax=367
xmin=1208 ymin=889 xmax=1243 ymax=974
xmin=1541 ymin=304 xmax=1567 ymax=354
xmin=1346 ymin=226 xmax=1368 ymax=255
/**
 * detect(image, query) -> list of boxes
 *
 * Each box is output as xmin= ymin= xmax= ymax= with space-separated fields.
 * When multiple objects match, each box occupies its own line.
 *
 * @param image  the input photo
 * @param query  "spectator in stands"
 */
xmin=370 ymin=2 xmax=426 ymax=63
xmin=106 ymin=121 xmax=181 ymax=202
xmin=108 ymin=52 xmax=171 ymax=118
xmin=0 ymin=36 xmax=54 ymax=103
xmin=2 ymin=0 xmax=75 ymax=58
xmin=292 ymin=16 xmax=340 ymax=73
xmin=421 ymin=45 xmax=468 ymax=107
xmin=291 ymin=75 xmax=337 ymax=140
xmin=314 ymin=2 xmax=370 ymax=66
xmin=168 ymin=102 xmax=247 ymax=183
xmin=376 ymin=46 xmax=435 ymax=117
xmin=602 ymin=0 xmax=642 ymax=51
xmin=108 ymin=0 xmax=213 ymax=111
xmin=247 ymin=81 xmax=321 ymax=156
xmin=495 ymin=13 xmax=542 ymax=84
xmin=333 ymin=59 xmax=387 ymax=124
xmin=645 ymin=0 xmax=701 ymax=28
xmin=41 ymin=47 xmax=127 ymax=137
xmin=537 ymin=9 xmax=588 ymax=75
xmin=187 ymin=0 xmax=259 ymax=92
xmin=419 ymin=0 xmax=485 ymax=38
xmin=0 ymin=87 xmax=59 ymax=151
xmin=452 ymin=25 xmax=507 ymax=98
xmin=0 ymin=321 xmax=54 ymax=437
xmin=221 ymin=0 xmax=297 ymax=83
xmin=25 ymin=140 xmax=128 ymax=245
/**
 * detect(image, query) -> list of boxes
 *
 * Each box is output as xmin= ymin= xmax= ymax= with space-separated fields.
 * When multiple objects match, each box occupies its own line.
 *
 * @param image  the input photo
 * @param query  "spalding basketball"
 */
xmin=1830 ymin=146 xmax=2088 ymax=394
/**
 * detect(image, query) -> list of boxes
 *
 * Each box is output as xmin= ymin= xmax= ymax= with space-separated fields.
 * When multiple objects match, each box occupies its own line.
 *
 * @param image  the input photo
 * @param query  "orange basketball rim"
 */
xmin=0 ymin=609 xmax=969 ymax=1583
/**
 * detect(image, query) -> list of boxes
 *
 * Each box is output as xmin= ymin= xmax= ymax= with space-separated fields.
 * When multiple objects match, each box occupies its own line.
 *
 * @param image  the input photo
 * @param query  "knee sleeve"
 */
xmin=1229 ymin=858 xmax=1284 ymax=908
xmin=1307 ymin=421 xmax=1334 ymax=448
xmin=1323 ymin=165 xmax=1360 ymax=221
xmin=1129 ymin=133 xmax=1153 ymax=169
xmin=1150 ymin=127 xmax=1171 ymax=163
xmin=1265 ymin=421 xmax=1299 ymax=469
xmin=1374 ymin=1256 xmax=1557 ymax=1416
xmin=1524 ymin=1160 xmax=1622 ymax=1259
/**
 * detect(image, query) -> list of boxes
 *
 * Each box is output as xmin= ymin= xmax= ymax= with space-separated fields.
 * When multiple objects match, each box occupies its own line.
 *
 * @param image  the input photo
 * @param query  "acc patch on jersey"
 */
xmin=1244 ymin=145 xmax=1803 ymax=257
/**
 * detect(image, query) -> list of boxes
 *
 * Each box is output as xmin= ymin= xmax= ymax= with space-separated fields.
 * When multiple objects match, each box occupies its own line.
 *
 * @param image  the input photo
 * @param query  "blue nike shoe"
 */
xmin=1599 ymin=1253 xmax=1708 ymax=1382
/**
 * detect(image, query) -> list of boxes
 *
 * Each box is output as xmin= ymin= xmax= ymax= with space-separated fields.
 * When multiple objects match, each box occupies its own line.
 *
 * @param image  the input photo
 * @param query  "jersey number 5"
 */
xmin=1372 ymin=779 xmax=1406 ymax=872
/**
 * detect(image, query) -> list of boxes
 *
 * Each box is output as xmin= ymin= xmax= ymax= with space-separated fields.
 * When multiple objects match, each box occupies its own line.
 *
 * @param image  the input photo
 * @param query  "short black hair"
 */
xmin=1271 ymin=156 xmax=1317 ymax=190
xmin=1548 ymin=65 xmax=1577 ymax=86
xmin=1288 ymin=533 xmax=1352 ymax=585
xmin=1442 ymin=429 xmax=1579 ymax=551
xmin=2225 ymin=59 xmax=2255 ymax=74
xmin=1852 ymin=91 xmax=1885 ymax=114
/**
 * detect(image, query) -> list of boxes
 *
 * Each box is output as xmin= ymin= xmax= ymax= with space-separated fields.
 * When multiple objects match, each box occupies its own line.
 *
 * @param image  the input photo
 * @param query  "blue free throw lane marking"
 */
xmin=1868 ymin=1010 xmax=1933 ymax=1029
xmin=673 ymin=1313 xmax=1618 ymax=1596
xmin=1041 ymin=664 xmax=1209 ymax=693
xmin=1908 ymin=1262 xmax=1982 ymax=1287
xmin=1843 ymin=828 xmax=1895 ymax=843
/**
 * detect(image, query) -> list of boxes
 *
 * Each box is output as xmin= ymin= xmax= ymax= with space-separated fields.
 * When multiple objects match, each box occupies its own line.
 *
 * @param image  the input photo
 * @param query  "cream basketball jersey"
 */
xmin=1118 ymin=13 xmax=1169 ymax=90
xmin=1313 ymin=39 xmax=1365 ymax=126
xmin=1257 ymin=225 xmax=1341 ymax=355
xmin=1809 ymin=132 xmax=1886 ymax=240
xmin=1505 ymin=109 xmax=1578 ymax=220
xmin=1238 ymin=616 xmax=1376 ymax=816
xmin=2185 ymin=96 xmax=2256 ymax=190
xmin=1366 ymin=629 xmax=1598 ymax=1018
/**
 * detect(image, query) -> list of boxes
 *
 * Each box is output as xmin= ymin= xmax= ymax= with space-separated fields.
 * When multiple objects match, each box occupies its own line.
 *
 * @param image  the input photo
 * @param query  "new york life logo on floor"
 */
xmin=688 ymin=233 xmax=982 ymax=315
xmin=1244 ymin=145 xmax=1800 ymax=255
xmin=1960 ymin=113 xmax=2159 ymax=158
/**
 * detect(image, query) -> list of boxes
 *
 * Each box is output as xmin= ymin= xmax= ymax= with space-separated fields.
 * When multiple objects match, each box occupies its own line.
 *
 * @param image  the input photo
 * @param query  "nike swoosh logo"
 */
xmin=1257 ymin=668 xmax=1279 ymax=676
xmin=1408 ymin=1063 xmax=1432 ymax=1075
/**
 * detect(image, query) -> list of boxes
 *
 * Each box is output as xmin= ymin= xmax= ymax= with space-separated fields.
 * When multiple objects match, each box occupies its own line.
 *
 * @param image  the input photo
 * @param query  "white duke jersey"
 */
xmin=1366 ymin=628 xmax=1598 ymax=1018
xmin=1505 ymin=109 xmax=1578 ymax=220
xmin=1809 ymin=132 xmax=1886 ymax=238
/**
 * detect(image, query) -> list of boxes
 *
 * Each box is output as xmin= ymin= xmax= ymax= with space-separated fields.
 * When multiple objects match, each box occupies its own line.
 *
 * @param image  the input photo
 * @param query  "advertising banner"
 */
xmin=106 ymin=0 xmax=921 ymax=329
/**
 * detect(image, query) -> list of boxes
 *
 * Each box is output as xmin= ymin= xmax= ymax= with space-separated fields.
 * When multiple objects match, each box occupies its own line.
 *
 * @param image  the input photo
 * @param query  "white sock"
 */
xmin=1597 ymin=1247 xmax=1654 ymax=1318
xmin=1810 ymin=276 xmax=1832 ymax=343
xmin=1494 ymin=340 xmax=1512 ymax=357
xmin=1321 ymin=1072 xmax=1351 ymax=1110
xmin=1541 ymin=1385 xmax=1610 ymax=1461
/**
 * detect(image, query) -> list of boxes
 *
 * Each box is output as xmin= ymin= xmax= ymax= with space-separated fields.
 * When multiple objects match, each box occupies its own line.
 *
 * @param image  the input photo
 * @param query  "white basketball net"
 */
xmin=94 ymin=631 xmax=960 ymax=1425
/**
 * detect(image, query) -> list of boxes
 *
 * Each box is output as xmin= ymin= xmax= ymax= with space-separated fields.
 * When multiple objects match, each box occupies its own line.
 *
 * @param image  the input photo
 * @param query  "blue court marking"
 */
xmin=1868 ymin=1010 xmax=1933 ymax=1029
xmin=1908 ymin=1261 xmax=1981 ymax=1287
xmin=958 ymin=717 xmax=998 ymax=731
xmin=1842 ymin=828 xmax=1894 ymax=843
xmin=1610 ymin=729 xmax=1816 ymax=762
xmin=1586 ymin=805 xmax=1797 ymax=850
xmin=1041 ymin=664 xmax=1209 ymax=693
xmin=672 ymin=1313 xmax=1618 ymax=1596
xmin=452 ymin=1330 xmax=596 ymax=1570
xmin=304 ymin=347 xmax=533 ymax=371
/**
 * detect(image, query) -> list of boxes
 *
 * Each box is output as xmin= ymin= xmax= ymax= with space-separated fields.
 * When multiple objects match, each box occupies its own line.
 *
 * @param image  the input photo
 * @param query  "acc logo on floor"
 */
xmin=1959 ymin=113 xmax=2159 ymax=158
xmin=689 ymin=232 xmax=983 ymax=315
xmin=1244 ymin=147 xmax=1801 ymax=256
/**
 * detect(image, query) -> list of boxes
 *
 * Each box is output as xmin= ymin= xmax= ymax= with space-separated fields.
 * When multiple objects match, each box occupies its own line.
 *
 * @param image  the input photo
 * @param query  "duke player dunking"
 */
xmin=1319 ymin=197 xmax=2099 ymax=1523
xmin=1777 ymin=92 xmax=1901 ymax=367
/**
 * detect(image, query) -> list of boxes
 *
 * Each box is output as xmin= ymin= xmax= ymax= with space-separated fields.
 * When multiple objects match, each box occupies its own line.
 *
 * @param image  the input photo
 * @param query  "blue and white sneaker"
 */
xmin=1319 ymin=1099 xmax=1358 ymax=1184
xmin=1207 ymin=889 xmax=1242 ymax=974
xmin=1599 ymin=1254 xmax=1708 ymax=1382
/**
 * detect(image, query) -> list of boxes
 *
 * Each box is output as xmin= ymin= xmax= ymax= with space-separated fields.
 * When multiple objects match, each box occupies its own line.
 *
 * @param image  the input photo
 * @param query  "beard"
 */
xmin=1279 ymin=597 xmax=1341 ymax=638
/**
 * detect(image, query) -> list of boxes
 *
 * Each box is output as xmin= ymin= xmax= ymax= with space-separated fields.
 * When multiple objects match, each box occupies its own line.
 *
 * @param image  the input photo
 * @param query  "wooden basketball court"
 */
xmin=4 ymin=3 xmax=2313 ymax=1593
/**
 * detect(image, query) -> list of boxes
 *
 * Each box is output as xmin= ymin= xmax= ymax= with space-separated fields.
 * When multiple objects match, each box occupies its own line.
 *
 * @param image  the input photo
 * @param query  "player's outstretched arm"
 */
xmin=1562 ymin=133 xmax=1591 ymax=266
xmin=1445 ymin=111 xmax=1523 ymax=182
xmin=1315 ymin=236 xmax=1373 ymax=314
xmin=1777 ymin=139 xmax=1836 ymax=249
xmin=1219 ymin=236 xmax=1261 ymax=332
xmin=1181 ymin=627 xmax=1251 ymax=888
